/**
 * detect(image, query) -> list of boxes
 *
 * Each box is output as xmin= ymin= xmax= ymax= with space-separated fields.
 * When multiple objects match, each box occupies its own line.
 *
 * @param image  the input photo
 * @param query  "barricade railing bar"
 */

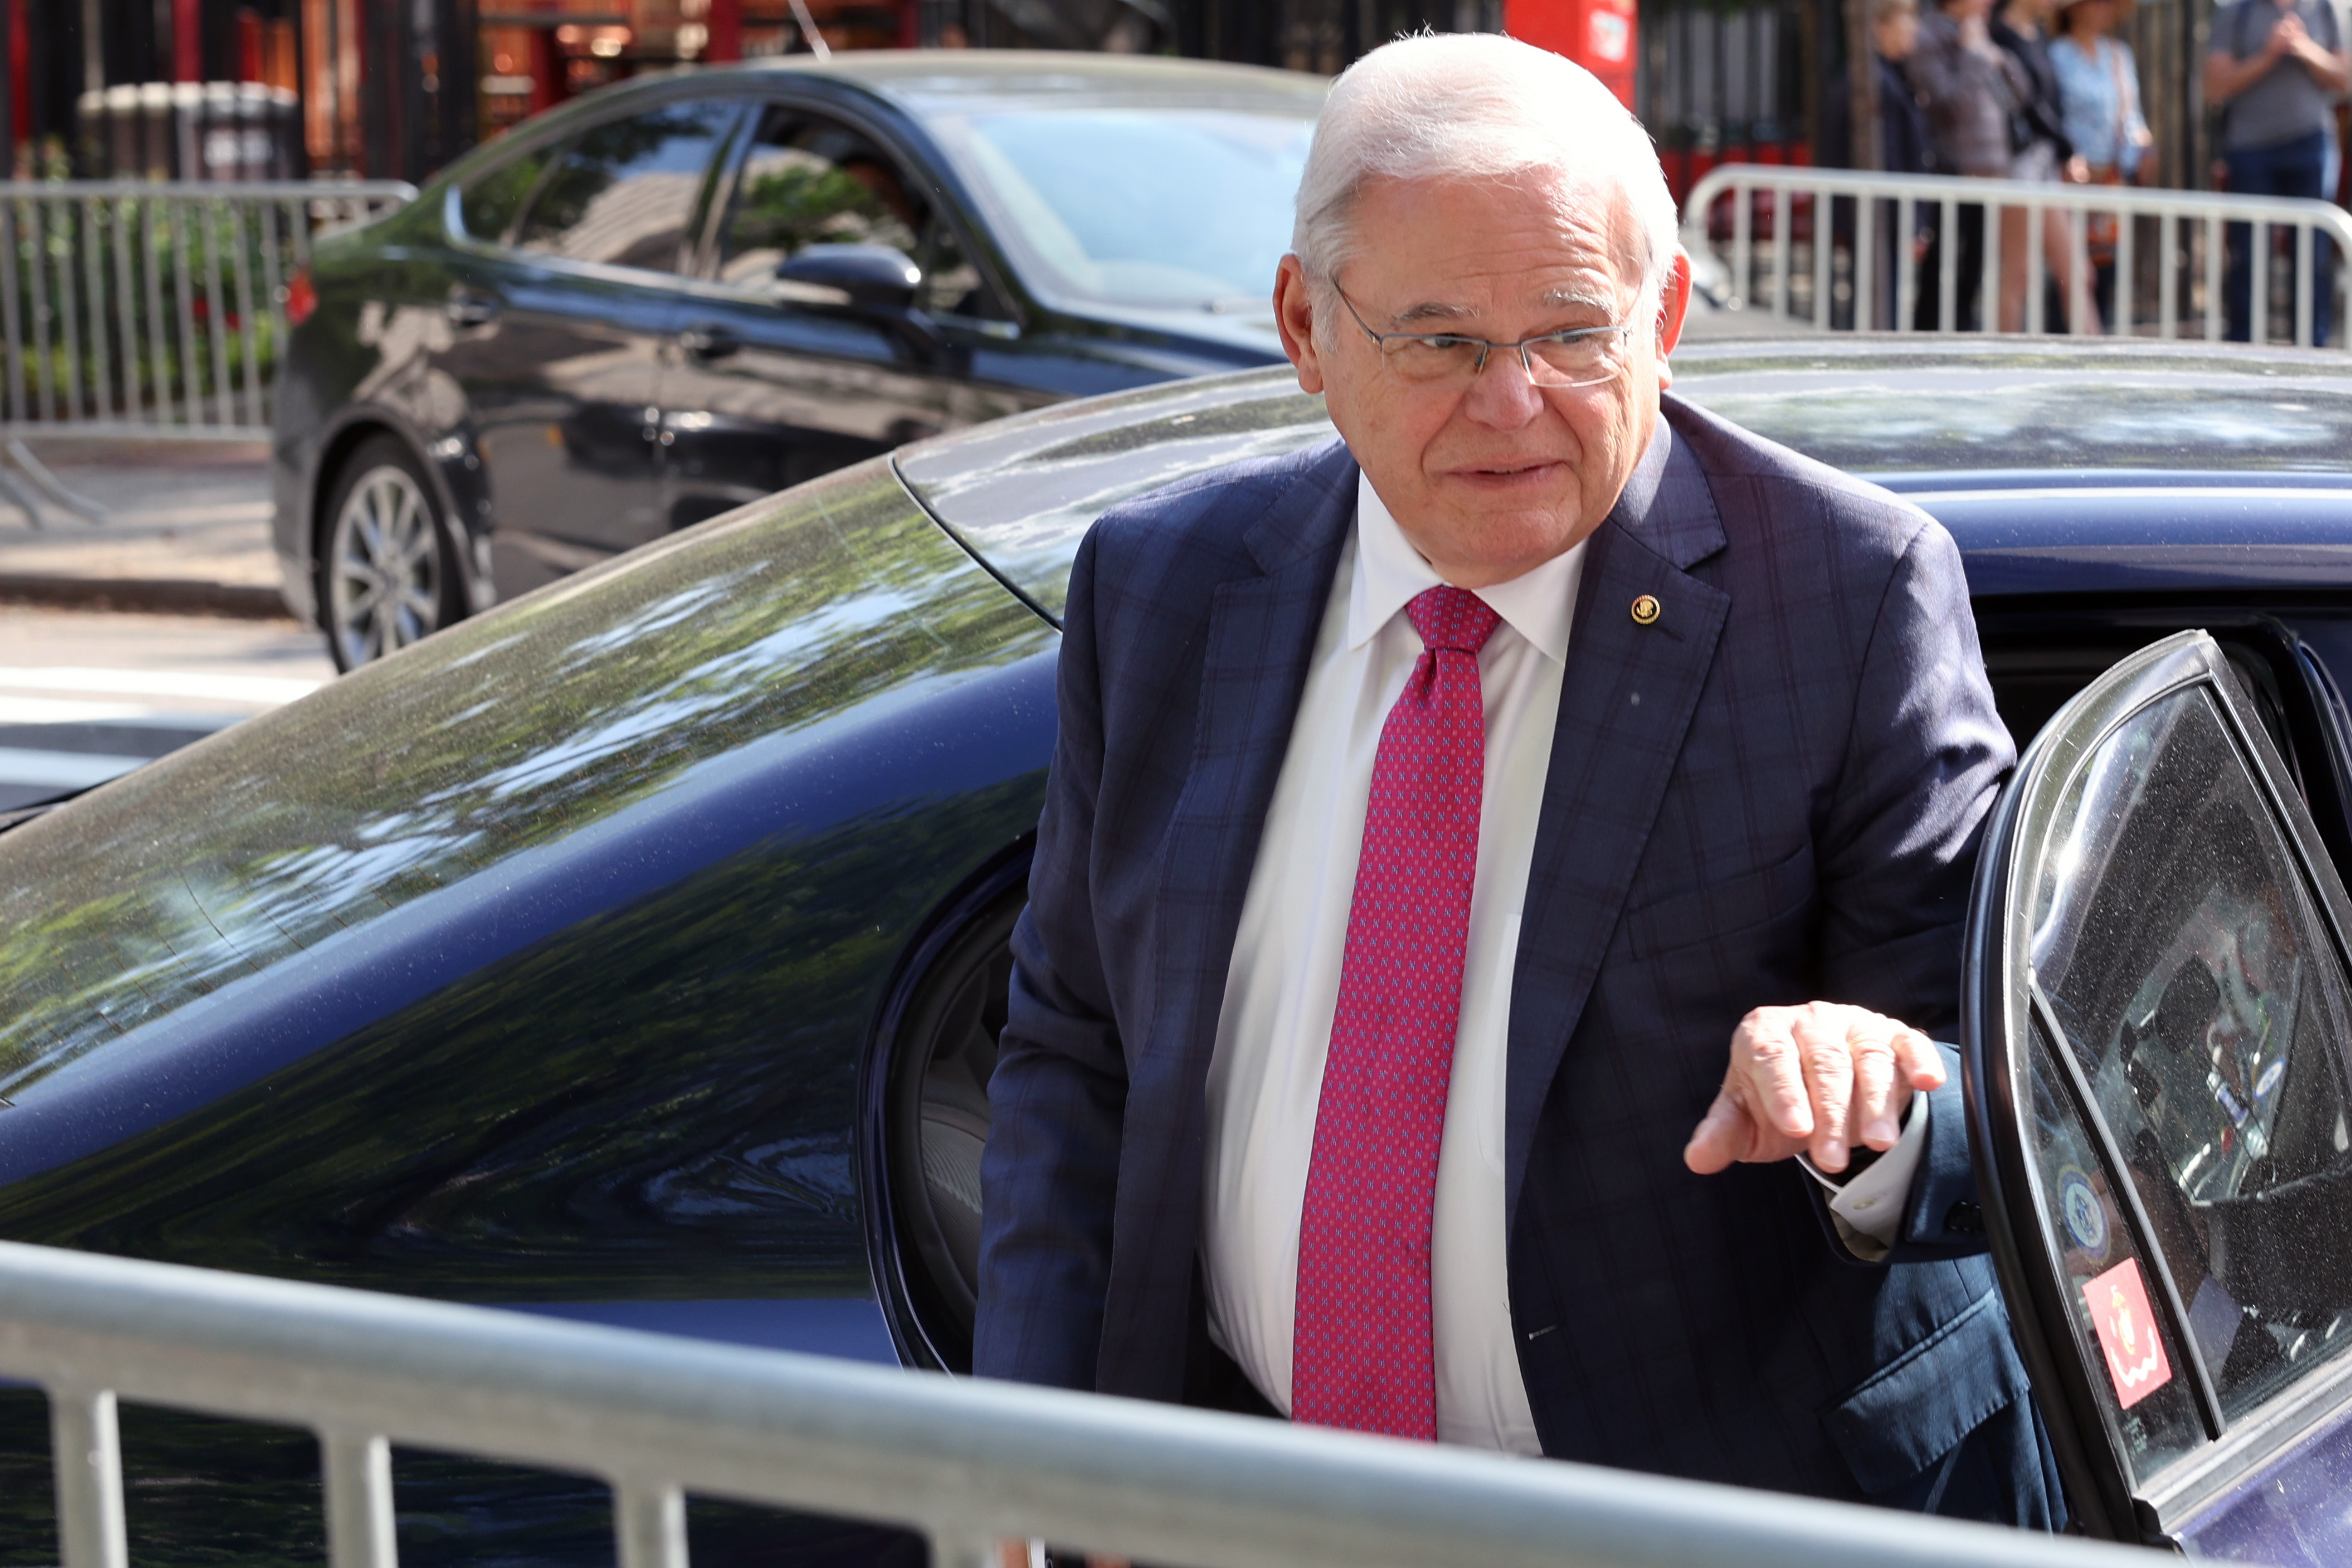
xmin=0 ymin=1238 xmax=2143 ymax=1568
xmin=0 ymin=180 xmax=415 ymax=442
xmin=1683 ymin=164 xmax=2352 ymax=349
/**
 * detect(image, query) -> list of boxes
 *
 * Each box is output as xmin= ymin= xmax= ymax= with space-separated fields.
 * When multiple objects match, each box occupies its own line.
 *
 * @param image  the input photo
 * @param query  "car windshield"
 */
xmin=929 ymin=107 xmax=1315 ymax=313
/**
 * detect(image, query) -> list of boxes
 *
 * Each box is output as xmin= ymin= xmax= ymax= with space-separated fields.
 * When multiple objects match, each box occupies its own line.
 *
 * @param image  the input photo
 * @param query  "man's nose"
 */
xmin=1459 ymin=347 xmax=1547 ymax=428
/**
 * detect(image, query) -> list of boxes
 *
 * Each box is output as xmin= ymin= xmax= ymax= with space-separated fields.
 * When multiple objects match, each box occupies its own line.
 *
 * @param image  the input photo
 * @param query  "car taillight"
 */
xmin=284 ymin=268 xmax=317 ymax=328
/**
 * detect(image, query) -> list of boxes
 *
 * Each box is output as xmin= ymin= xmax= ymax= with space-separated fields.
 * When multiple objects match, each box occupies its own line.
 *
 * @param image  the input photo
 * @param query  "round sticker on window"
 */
xmin=2059 ymin=1167 xmax=2109 ymax=1260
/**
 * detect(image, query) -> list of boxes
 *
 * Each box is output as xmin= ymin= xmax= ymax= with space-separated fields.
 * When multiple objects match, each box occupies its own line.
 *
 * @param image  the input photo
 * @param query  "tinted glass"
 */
xmin=458 ymin=140 xmax=554 ymax=244
xmin=719 ymin=113 xmax=921 ymax=284
xmin=2027 ymin=685 xmax=2352 ymax=1433
xmin=515 ymin=99 xmax=738 ymax=272
xmin=2023 ymin=1018 xmax=2208 ymax=1479
xmin=929 ymin=108 xmax=1313 ymax=310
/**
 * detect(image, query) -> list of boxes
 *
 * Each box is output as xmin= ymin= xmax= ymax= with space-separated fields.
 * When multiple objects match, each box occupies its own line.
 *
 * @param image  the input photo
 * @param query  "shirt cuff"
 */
xmin=1796 ymin=1089 xmax=1930 ymax=1249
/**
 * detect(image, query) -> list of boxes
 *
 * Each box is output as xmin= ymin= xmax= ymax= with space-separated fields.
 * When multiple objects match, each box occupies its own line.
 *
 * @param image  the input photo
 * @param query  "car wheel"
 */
xmin=881 ymin=880 xmax=1022 ymax=1372
xmin=318 ymin=436 xmax=462 ymax=672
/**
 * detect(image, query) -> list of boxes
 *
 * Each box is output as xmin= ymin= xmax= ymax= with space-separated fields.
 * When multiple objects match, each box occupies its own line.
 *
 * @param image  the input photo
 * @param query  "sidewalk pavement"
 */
xmin=0 ymin=437 xmax=291 ymax=620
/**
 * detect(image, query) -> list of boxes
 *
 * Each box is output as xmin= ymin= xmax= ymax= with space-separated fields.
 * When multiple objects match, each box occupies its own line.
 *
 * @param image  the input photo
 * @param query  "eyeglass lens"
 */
xmin=1381 ymin=332 xmax=1624 ymax=388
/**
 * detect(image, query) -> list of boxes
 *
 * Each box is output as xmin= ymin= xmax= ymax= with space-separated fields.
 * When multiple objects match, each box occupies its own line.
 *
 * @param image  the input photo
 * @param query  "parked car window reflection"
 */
xmin=2029 ymin=686 xmax=2352 ymax=1439
xmin=514 ymin=100 xmax=739 ymax=274
xmin=458 ymin=140 xmax=556 ymax=245
xmin=931 ymin=108 xmax=1313 ymax=311
xmin=716 ymin=111 xmax=987 ymax=318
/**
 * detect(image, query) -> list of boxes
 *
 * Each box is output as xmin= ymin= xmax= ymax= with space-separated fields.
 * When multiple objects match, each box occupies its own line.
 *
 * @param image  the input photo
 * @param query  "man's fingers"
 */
xmin=1741 ymin=1012 xmax=1816 ymax=1140
xmin=1793 ymin=1008 xmax=1857 ymax=1171
xmin=1683 ymin=1090 xmax=1752 ymax=1174
xmin=1896 ymin=1025 xmax=1947 ymax=1090
xmin=1850 ymin=1018 xmax=1900 ymax=1150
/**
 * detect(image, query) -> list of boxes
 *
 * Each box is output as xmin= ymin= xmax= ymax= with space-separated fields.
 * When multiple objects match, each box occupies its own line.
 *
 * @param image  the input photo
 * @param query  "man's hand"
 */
xmin=1683 ymin=1002 xmax=1946 ymax=1177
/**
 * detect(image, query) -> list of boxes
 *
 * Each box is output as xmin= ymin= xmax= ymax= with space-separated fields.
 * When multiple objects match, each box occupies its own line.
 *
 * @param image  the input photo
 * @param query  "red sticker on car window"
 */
xmin=2083 ymin=1258 xmax=2173 ymax=1409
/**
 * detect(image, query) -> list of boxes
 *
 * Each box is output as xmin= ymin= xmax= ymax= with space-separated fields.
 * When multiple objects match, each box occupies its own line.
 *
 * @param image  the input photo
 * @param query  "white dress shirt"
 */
xmin=1199 ymin=468 xmax=1930 ymax=1455
xmin=1201 ymin=471 xmax=1577 ymax=1455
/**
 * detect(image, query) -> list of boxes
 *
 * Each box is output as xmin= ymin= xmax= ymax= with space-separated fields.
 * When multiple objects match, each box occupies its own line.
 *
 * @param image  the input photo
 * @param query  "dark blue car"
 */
xmin=266 ymin=52 xmax=1321 ymax=671
xmin=9 ymin=338 xmax=2352 ymax=1562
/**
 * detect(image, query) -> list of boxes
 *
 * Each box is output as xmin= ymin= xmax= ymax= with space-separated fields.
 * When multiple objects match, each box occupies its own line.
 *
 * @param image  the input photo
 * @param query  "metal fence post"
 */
xmin=322 ymin=1430 xmax=399 ymax=1568
xmin=50 ymin=1387 xmax=128 ymax=1568
xmin=613 ymin=1479 xmax=690 ymax=1568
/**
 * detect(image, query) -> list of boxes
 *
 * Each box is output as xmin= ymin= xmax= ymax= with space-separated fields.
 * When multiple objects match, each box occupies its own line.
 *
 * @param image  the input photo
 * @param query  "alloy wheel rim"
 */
xmin=327 ymin=464 xmax=440 ymax=667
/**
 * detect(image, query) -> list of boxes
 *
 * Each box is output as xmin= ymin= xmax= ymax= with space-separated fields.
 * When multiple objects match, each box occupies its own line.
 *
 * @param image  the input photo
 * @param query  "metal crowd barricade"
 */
xmin=1683 ymin=164 xmax=2352 ymax=349
xmin=0 ymin=180 xmax=415 ymax=441
xmin=0 ymin=1238 xmax=2138 ymax=1568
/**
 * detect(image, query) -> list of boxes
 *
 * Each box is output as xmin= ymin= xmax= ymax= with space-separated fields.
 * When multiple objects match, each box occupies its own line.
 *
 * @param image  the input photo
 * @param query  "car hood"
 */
xmin=893 ymin=340 xmax=2352 ymax=619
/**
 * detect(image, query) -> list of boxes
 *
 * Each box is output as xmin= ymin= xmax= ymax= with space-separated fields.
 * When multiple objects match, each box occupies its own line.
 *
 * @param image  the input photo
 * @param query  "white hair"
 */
xmin=1293 ymin=32 xmax=1679 ymax=310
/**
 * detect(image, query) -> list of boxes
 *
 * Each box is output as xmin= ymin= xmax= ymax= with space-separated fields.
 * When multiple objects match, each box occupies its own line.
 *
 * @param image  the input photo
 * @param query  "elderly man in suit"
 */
xmin=975 ymin=31 xmax=2062 ymax=1525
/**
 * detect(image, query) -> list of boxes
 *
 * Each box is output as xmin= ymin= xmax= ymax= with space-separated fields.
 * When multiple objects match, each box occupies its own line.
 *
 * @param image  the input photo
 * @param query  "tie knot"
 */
xmin=1406 ymin=585 xmax=1501 ymax=656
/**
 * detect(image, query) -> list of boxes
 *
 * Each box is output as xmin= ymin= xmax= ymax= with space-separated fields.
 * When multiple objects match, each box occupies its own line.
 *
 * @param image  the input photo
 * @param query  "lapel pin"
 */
xmin=1630 ymin=593 xmax=1661 ymax=627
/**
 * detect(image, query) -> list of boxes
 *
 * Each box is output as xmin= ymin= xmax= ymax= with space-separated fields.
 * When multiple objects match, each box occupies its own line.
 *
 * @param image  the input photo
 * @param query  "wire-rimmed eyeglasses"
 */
xmin=1331 ymin=281 xmax=1636 ymax=390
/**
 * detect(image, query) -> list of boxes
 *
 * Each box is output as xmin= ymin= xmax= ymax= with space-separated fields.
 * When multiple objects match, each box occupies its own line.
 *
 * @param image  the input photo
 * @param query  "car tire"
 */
xmin=881 ymin=881 xmax=1023 ymax=1372
xmin=316 ymin=435 xmax=464 ymax=672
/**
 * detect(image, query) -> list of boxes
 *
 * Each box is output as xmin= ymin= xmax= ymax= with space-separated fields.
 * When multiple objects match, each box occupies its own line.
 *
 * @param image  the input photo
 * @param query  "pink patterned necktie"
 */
xmin=1291 ymin=584 xmax=1500 ymax=1441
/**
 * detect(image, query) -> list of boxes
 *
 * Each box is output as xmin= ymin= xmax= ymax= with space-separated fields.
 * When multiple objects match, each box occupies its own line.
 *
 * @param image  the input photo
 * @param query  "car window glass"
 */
xmin=927 ymin=107 xmax=1313 ymax=310
xmin=914 ymin=208 xmax=992 ymax=319
xmin=2028 ymin=685 xmax=2352 ymax=1435
xmin=719 ymin=111 xmax=922 ymax=286
xmin=2022 ymin=1016 xmax=2209 ymax=1481
xmin=513 ymin=99 xmax=737 ymax=273
xmin=459 ymin=140 xmax=556 ymax=244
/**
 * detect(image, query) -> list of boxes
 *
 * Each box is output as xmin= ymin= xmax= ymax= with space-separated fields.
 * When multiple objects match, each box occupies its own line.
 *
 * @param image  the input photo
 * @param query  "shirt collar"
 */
xmin=1347 ymin=470 xmax=1586 ymax=664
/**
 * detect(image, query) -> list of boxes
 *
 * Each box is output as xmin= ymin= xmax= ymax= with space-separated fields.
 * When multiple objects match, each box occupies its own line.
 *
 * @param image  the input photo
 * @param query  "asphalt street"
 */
xmin=0 ymin=441 xmax=332 ymax=814
xmin=0 ymin=607 xmax=333 ymax=810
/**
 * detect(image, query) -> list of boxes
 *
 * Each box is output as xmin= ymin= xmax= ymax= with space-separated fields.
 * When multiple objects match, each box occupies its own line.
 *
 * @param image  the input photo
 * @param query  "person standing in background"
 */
xmin=2051 ymin=0 xmax=2154 ymax=325
xmin=1910 ymin=0 xmax=2029 ymax=328
xmin=1822 ymin=0 xmax=1940 ymax=327
xmin=2206 ymin=0 xmax=2348 ymax=344
xmin=1995 ymin=0 xmax=2099 ymax=330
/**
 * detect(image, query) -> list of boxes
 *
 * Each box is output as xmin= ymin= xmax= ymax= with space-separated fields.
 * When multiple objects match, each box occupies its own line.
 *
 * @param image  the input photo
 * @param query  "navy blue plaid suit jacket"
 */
xmin=975 ymin=394 xmax=2066 ymax=1523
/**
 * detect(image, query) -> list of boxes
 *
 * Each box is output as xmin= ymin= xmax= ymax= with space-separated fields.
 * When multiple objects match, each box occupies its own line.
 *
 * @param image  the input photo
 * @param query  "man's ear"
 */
xmin=1654 ymin=248 xmax=1694 ymax=388
xmin=1274 ymin=255 xmax=1326 ymax=395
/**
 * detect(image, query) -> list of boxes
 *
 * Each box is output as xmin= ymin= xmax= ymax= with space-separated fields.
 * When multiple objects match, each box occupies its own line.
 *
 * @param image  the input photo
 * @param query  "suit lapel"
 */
xmin=1504 ymin=415 xmax=1732 ymax=1231
xmin=1151 ymin=437 xmax=1361 ymax=1080
xmin=1100 ymin=437 xmax=1357 ymax=1399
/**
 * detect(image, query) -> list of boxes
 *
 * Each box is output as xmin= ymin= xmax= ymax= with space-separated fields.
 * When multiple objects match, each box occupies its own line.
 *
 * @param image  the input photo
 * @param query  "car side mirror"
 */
xmin=776 ymin=244 xmax=922 ymax=311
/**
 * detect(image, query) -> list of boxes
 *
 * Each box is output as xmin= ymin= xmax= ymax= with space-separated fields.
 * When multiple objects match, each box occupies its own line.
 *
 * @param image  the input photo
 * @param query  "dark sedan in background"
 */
xmin=11 ymin=339 xmax=2352 ymax=1563
xmin=270 ymin=50 xmax=1321 ymax=669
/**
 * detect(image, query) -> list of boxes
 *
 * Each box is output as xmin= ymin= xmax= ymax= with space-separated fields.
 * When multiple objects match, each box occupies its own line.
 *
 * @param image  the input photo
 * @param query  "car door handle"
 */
xmin=445 ymin=291 xmax=502 ymax=328
xmin=678 ymin=323 xmax=741 ymax=360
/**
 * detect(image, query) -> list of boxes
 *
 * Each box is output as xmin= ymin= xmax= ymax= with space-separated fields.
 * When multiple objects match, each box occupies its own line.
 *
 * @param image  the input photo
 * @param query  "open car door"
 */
xmin=1965 ymin=629 xmax=2352 ymax=1560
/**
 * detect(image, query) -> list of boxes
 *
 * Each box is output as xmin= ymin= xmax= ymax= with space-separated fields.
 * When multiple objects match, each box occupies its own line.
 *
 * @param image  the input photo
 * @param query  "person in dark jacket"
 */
xmin=1823 ymin=0 xmax=1945 ymax=328
xmin=977 ymin=26 xmax=2062 ymax=1540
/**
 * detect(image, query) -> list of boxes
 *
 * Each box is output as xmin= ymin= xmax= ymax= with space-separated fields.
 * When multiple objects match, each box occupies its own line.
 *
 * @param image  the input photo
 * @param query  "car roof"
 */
xmin=724 ymin=48 xmax=1331 ymax=116
xmin=894 ymin=338 xmax=2352 ymax=617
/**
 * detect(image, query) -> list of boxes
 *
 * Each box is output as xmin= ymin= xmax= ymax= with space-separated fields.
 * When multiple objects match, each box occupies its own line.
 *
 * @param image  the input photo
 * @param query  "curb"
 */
xmin=0 ymin=574 xmax=297 ymax=620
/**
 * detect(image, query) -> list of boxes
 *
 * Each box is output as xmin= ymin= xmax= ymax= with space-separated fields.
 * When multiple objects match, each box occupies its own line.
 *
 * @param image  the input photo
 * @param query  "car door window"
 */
xmin=1974 ymin=630 xmax=2352 ymax=1535
xmin=512 ymin=99 xmax=739 ymax=274
xmin=717 ymin=109 xmax=994 ymax=318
